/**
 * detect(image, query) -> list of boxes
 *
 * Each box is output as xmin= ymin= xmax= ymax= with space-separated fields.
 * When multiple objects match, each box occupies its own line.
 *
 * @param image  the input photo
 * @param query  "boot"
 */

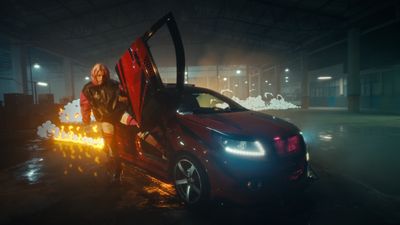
xmin=111 ymin=152 xmax=123 ymax=185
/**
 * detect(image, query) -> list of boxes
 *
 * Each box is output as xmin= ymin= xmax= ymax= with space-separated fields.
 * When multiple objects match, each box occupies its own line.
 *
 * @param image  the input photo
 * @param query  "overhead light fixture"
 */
xmin=236 ymin=70 xmax=241 ymax=74
xmin=285 ymin=68 xmax=289 ymax=72
xmin=185 ymin=71 xmax=188 ymax=75
xmin=37 ymin=82 xmax=48 ymax=86
xmin=265 ymin=80 xmax=268 ymax=83
xmin=318 ymin=76 xmax=332 ymax=80
xmin=223 ymin=77 xmax=227 ymax=81
xmin=33 ymin=63 xmax=41 ymax=69
xmin=85 ymin=76 xmax=90 ymax=80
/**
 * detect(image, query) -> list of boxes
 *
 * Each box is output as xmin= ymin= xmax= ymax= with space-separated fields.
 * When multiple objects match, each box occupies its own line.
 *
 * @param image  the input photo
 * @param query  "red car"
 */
xmin=114 ymin=13 xmax=310 ymax=206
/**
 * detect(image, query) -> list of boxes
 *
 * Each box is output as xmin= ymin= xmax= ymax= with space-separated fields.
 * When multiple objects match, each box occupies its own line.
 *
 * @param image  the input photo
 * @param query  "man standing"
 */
xmin=80 ymin=63 xmax=136 ymax=183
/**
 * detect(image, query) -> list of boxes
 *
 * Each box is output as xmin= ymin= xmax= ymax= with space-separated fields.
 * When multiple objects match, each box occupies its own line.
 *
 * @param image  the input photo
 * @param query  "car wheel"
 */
xmin=173 ymin=154 xmax=209 ymax=206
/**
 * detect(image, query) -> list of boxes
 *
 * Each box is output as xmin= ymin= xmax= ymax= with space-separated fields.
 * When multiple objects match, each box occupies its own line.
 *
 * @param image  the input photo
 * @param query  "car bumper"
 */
xmin=205 ymin=154 xmax=309 ymax=204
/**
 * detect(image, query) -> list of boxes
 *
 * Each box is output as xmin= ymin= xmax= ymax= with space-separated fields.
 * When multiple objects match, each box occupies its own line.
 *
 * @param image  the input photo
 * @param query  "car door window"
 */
xmin=195 ymin=93 xmax=229 ymax=110
xmin=178 ymin=92 xmax=233 ymax=114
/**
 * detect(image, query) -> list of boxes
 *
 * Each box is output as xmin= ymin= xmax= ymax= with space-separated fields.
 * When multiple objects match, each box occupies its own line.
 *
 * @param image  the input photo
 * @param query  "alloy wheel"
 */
xmin=174 ymin=158 xmax=203 ymax=204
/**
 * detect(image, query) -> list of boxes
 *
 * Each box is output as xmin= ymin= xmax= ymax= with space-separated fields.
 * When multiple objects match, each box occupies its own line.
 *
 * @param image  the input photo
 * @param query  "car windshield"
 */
xmin=177 ymin=90 xmax=247 ymax=114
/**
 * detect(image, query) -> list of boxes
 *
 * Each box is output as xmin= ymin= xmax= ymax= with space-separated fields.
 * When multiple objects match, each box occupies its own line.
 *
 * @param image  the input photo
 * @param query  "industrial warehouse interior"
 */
xmin=0 ymin=0 xmax=400 ymax=225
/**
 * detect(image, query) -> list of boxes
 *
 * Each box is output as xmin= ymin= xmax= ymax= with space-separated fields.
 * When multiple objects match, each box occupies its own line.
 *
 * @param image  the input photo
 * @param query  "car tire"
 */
xmin=172 ymin=154 xmax=209 ymax=207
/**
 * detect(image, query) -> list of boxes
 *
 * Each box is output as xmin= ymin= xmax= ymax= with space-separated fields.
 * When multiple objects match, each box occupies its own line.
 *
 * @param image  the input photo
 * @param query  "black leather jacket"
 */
xmin=81 ymin=79 xmax=125 ymax=123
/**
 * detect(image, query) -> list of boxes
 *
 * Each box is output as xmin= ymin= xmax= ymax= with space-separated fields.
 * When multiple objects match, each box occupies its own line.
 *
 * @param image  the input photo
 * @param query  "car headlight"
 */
xmin=219 ymin=136 xmax=266 ymax=157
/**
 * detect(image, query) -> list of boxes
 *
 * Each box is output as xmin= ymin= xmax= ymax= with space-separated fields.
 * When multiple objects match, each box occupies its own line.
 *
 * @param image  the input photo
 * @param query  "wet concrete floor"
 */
xmin=1 ymin=109 xmax=400 ymax=225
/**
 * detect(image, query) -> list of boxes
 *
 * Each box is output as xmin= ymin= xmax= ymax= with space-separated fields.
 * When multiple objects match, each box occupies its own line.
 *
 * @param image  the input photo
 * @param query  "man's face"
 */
xmin=94 ymin=71 xmax=105 ymax=85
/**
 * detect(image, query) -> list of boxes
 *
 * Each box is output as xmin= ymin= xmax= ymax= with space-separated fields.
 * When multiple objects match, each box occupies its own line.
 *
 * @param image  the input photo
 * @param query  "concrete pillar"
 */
xmin=11 ymin=45 xmax=29 ymax=94
xmin=246 ymin=65 xmax=250 ymax=98
xmin=63 ymin=57 xmax=74 ymax=99
xmin=256 ymin=73 xmax=261 ymax=97
xmin=347 ymin=28 xmax=361 ymax=112
xmin=275 ymin=65 xmax=281 ymax=95
xmin=300 ymin=52 xmax=310 ymax=109
xmin=185 ymin=65 xmax=189 ymax=84
xmin=216 ymin=64 xmax=220 ymax=92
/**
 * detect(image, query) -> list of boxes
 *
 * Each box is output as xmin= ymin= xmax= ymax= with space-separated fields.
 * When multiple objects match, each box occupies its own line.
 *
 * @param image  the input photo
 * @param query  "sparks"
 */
xmin=50 ymin=123 xmax=104 ymax=149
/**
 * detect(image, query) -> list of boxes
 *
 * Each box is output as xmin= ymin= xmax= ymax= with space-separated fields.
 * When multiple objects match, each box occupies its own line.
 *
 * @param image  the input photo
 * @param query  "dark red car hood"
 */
xmin=180 ymin=110 xmax=300 ymax=139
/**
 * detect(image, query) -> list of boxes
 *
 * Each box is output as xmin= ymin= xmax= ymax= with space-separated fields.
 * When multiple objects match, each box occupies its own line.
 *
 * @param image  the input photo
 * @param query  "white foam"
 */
xmin=37 ymin=120 xmax=57 ymax=138
xmin=59 ymin=99 xmax=95 ymax=123
xmin=232 ymin=93 xmax=299 ymax=111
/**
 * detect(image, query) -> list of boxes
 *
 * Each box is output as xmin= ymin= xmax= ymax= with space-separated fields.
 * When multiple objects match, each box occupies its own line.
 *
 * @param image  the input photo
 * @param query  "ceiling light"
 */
xmin=318 ymin=76 xmax=332 ymax=80
xmin=37 ymin=82 xmax=48 ymax=86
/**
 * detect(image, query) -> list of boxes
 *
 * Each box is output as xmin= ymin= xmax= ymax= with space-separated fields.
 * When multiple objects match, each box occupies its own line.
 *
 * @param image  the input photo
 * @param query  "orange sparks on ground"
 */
xmin=78 ymin=166 xmax=84 ymax=173
xmin=92 ymin=124 xmax=99 ymax=133
xmin=52 ymin=124 xmax=104 ymax=149
xmin=94 ymin=156 xmax=101 ymax=164
xmin=38 ymin=110 xmax=104 ymax=150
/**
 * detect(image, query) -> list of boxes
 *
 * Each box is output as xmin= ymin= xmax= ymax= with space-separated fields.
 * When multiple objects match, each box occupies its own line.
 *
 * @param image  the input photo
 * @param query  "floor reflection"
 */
xmin=318 ymin=132 xmax=333 ymax=142
xmin=20 ymin=158 xmax=44 ymax=184
xmin=52 ymin=141 xmax=181 ymax=209
xmin=52 ymin=142 xmax=104 ymax=179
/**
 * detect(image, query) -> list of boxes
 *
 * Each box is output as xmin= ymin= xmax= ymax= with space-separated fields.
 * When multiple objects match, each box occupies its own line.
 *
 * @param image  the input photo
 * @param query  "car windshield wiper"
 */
xmin=192 ymin=108 xmax=235 ymax=114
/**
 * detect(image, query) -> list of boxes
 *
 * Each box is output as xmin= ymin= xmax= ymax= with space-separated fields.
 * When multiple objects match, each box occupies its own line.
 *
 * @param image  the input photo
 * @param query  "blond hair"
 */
xmin=90 ymin=63 xmax=110 ymax=85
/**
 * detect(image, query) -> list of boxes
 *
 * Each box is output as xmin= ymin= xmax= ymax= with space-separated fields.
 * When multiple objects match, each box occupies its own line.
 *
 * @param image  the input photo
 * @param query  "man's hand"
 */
xmin=128 ymin=117 xmax=138 ymax=127
xmin=120 ymin=112 xmax=138 ymax=127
